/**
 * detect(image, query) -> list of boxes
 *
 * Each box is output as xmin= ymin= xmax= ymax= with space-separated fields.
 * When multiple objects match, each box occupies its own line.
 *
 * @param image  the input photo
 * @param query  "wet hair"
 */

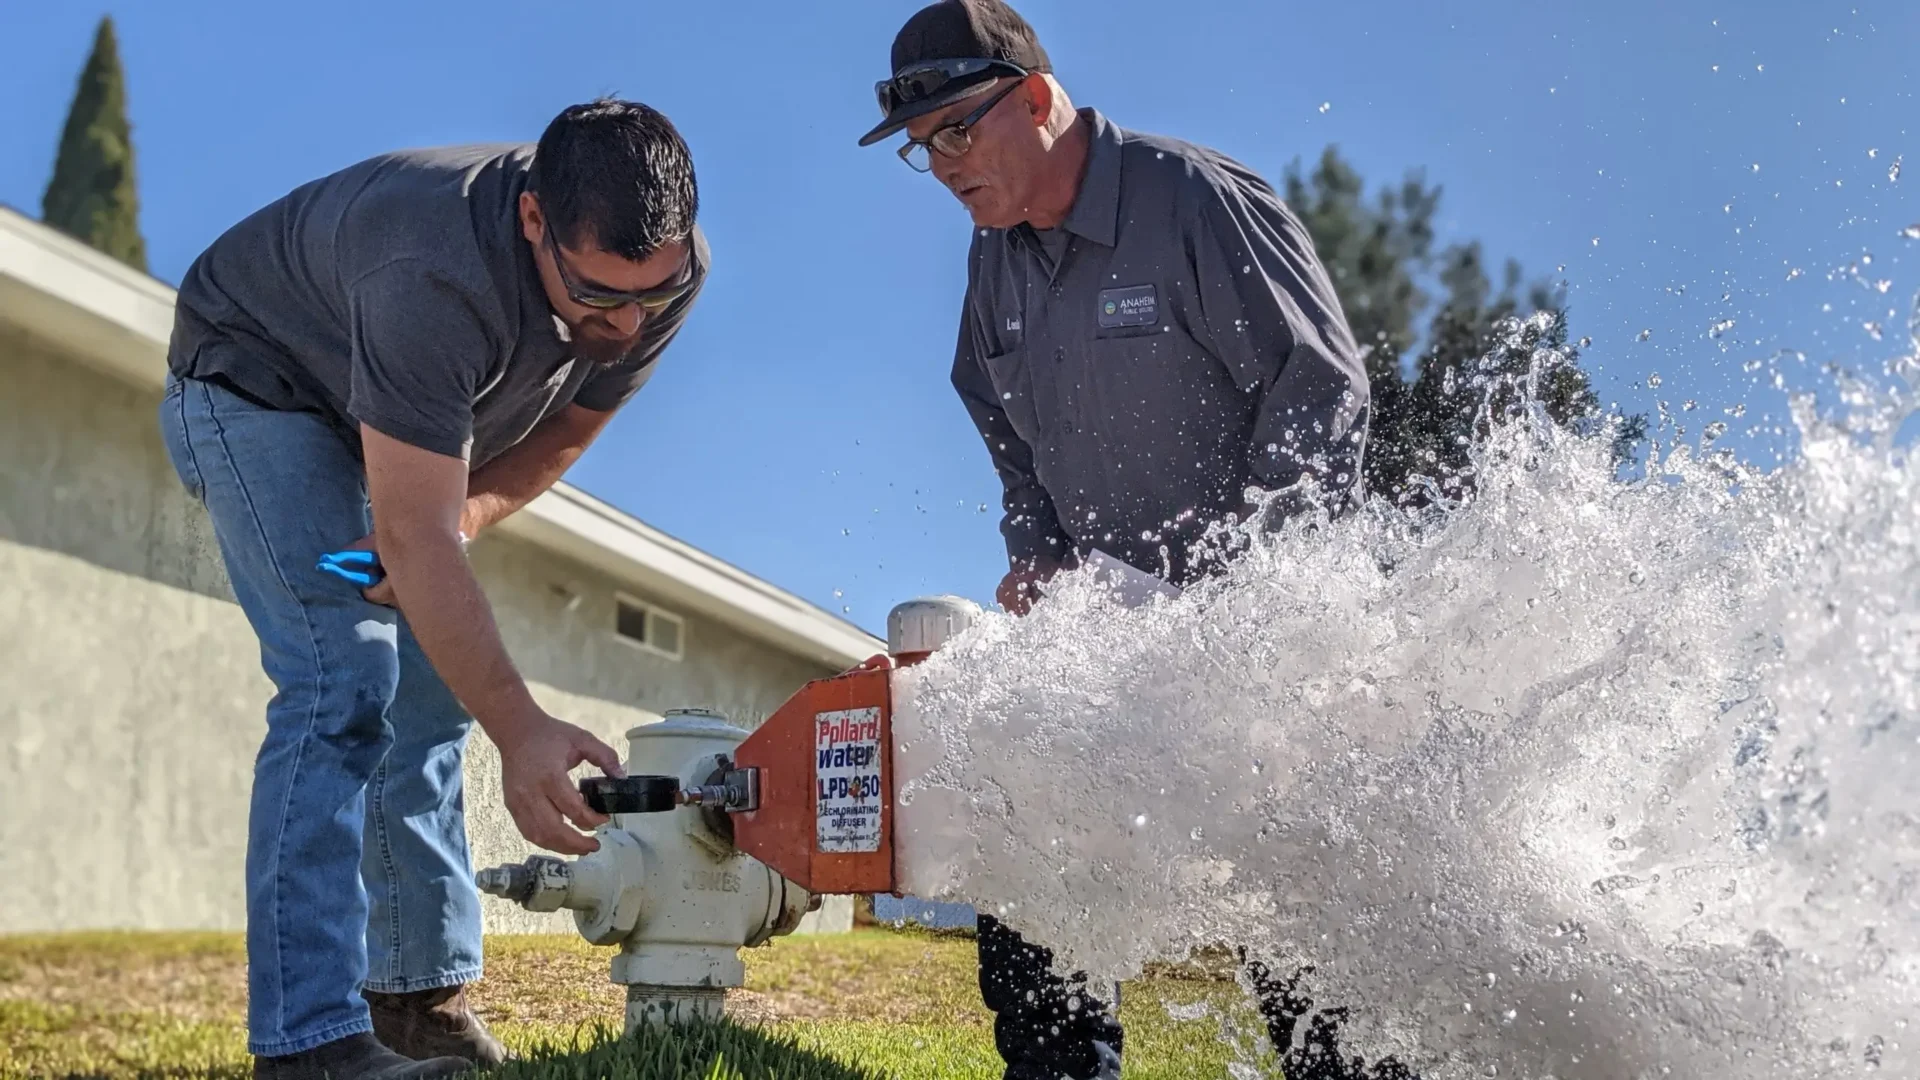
xmin=528 ymin=98 xmax=698 ymax=261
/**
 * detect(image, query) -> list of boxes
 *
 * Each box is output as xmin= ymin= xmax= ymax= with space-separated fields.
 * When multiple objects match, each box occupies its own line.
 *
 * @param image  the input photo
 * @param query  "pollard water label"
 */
xmin=815 ymin=707 xmax=883 ymax=853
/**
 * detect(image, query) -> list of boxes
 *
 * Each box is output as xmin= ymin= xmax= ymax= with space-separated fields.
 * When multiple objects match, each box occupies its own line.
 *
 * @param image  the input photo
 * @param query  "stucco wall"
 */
xmin=0 ymin=324 xmax=851 ymax=936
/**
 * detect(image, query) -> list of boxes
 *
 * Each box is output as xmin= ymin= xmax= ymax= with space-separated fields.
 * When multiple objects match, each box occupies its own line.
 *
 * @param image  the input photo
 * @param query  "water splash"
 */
xmin=891 ymin=303 xmax=1920 ymax=1078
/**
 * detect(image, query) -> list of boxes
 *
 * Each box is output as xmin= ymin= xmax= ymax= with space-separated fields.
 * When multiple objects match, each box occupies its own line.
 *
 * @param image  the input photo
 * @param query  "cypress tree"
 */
xmin=42 ymin=15 xmax=148 ymax=273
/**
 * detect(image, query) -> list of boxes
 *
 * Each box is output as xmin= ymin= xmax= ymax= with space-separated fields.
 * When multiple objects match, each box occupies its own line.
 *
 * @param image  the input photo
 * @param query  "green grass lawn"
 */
xmin=0 ymin=929 xmax=1281 ymax=1079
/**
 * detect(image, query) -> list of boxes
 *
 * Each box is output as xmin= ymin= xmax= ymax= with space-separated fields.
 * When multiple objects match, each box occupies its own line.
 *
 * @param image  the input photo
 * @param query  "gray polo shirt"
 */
xmin=952 ymin=108 xmax=1368 ymax=586
xmin=168 ymin=144 xmax=707 ymax=469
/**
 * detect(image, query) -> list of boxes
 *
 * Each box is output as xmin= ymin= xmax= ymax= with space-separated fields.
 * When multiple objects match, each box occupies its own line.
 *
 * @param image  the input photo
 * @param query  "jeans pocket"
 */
xmin=158 ymin=377 xmax=207 ymax=502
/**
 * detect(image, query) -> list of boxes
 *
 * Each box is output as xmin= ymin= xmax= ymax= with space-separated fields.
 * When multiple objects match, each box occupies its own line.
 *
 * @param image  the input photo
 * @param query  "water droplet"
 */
xmin=1591 ymin=236 xmax=1600 ymax=247
xmin=1890 ymin=157 xmax=1903 ymax=182
xmin=1133 ymin=814 xmax=1148 ymax=828
xmin=1190 ymin=827 xmax=1204 ymax=841
xmin=1900 ymin=225 xmax=1920 ymax=241
xmin=1318 ymin=101 xmax=1331 ymax=114
xmin=1646 ymin=373 xmax=1662 ymax=388
xmin=1638 ymin=329 xmax=1653 ymax=342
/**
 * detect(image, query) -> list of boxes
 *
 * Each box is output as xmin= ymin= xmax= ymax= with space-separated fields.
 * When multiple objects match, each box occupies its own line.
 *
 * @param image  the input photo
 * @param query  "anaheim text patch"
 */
xmin=1097 ymin=284 xmax=1158 ymax=329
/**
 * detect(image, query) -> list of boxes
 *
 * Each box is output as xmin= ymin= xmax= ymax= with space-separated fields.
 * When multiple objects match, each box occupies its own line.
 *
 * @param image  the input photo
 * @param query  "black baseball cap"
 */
xmin=857 ymin=0 xmax=1052 ymax=148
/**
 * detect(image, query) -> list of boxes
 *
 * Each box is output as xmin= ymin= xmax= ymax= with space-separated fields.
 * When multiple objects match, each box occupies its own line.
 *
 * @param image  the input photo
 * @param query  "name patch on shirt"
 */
xmin=1097 ymin=285 xmax=1158 ymax=329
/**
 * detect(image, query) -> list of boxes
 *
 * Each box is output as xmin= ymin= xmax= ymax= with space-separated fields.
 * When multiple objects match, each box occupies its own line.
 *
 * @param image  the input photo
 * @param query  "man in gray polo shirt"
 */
xmin=159 ymin=99 xmax=705 ymax=1080
xmin=865 ymin=3 xmax=1367 ymax=613
xmin=860 ymin=3 xmax=1375 ymax=1079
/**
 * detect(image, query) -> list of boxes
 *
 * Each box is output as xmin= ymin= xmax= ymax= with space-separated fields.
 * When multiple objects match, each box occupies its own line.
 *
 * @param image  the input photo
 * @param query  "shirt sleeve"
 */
xmin=574 ymin=225 xmax=710 ymax=412
xmin=949 ymin=282 xmax=1074 ymax=567
xmin=1187 ymin=163 xmax=1370 ymax=513
xmin=346 ymin=259 xmax=498 ymax=460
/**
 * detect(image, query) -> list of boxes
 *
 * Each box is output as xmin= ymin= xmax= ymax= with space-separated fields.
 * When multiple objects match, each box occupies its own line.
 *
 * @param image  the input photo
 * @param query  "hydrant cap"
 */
xmin=887 ymin=595 xmax=982 ymax=656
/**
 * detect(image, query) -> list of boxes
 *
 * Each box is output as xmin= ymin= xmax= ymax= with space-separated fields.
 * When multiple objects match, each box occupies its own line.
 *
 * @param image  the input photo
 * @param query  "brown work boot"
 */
xmin=253 ymin=1031 xmax=471 ymax=1079
xmin=363 ymin=985 xmax=508 ymax=1066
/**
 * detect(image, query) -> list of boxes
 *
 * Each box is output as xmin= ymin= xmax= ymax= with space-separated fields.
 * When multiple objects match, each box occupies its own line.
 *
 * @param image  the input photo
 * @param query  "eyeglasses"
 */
xmin=897 ymin=77 xmax=1027 ymax=173
xmin=543 ymin=225 xmax=694 ymax=313
xmin=874 ymin=56 xmax=1028 ymax=117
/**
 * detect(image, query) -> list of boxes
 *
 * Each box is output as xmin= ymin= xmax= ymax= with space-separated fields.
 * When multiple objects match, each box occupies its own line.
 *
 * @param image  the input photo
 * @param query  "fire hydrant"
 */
xmin=476 ymin=709 xmax=814 ymax=1029
xmin=477 ymin=597 xmax=983 ymax=1033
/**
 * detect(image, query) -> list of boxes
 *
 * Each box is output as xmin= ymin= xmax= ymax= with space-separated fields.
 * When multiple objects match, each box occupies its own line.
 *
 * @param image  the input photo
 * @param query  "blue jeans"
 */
xmin=158 ymin=374 xmax=485 ymax=1056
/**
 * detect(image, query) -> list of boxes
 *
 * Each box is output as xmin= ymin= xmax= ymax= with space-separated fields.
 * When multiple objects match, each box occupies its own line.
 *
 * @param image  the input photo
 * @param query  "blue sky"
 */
xmin=2 ymin=1 xmax=1914 ymax=636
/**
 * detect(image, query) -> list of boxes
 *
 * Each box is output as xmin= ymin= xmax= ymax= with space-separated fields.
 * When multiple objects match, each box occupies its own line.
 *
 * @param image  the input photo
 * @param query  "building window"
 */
xmin=613 ymin=594 xmax=684 ymax=660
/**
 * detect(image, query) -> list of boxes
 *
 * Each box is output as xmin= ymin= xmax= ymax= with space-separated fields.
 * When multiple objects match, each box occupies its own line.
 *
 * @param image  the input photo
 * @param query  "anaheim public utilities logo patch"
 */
xmin=1097 ymin=284 xmax=1158 ymax=329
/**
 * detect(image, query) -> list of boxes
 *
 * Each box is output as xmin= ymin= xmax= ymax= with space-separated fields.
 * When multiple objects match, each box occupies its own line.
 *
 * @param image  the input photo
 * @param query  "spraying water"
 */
xmin=889 ymin=303 xmax=1920 ymax=1078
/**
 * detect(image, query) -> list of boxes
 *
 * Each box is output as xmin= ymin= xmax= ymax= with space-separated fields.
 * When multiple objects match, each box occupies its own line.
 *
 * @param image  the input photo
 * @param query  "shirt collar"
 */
xmin=1060 ymin=107 xmax=1123 ymax=248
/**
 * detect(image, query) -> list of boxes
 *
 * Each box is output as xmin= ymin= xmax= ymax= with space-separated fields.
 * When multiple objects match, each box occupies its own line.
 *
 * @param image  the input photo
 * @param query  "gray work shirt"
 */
xmin=952 ymin=108 xmax=1368 ymax=586
xmin=168 ymin=144 xmax=707 ymax=469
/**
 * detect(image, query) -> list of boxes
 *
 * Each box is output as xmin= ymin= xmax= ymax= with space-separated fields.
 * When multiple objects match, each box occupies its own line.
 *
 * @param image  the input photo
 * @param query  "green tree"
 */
xmin=1285 ymin=148 xmax=1643 ymax=505
xmin=42 ymin=15 xmax=148 ymax=273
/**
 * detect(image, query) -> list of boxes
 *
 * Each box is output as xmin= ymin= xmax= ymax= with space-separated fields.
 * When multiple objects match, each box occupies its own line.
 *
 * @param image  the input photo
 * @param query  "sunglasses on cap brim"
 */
xmin=875 ymin=56 xmax=1030 ymax=117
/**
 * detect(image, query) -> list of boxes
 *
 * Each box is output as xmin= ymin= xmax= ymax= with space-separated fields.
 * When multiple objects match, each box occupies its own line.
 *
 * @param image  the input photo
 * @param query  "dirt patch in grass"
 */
xmin=0 ymin=930 xmax=1259 ymax=1079
xmin=464 ymin=931 xmax=986 ymax=1032
xmin=0 ymin=933 xmax=248 ymax=1028
xmin=0 ymin=930 xmax=985 ymax=1036
xmin=739 ymin=933 xmax=988 ymax=1026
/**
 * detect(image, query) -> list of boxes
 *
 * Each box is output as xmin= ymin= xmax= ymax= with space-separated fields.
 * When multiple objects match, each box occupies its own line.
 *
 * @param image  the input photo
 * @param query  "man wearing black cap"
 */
xmin=859 ymin=2 xmax=1377 ymax=1079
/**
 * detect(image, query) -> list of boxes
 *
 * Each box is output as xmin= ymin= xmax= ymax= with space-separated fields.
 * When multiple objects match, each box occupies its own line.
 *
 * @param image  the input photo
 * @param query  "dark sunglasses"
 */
xmin=897 ymin=77 xmax=1027 ymax=173
xmin=874 ymin=56 xmax=1029 ymax=117
xmin=543 ymin=225 xmax=694 ymax=313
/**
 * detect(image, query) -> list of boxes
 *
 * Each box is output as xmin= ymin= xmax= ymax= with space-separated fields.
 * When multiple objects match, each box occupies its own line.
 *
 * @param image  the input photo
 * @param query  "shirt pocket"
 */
xmin=981 ymin=343 xmax=1043 ymax=446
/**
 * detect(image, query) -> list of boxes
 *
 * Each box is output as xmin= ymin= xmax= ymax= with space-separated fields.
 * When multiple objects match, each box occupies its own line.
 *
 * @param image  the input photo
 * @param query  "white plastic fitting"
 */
xmin=887 ymin=595 xmax=982 ymax=656
xmin=477 ymin=709 xmax=812 ymax=1030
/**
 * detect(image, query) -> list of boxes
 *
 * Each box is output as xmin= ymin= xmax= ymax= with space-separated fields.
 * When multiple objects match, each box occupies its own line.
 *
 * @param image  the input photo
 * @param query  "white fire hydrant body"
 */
xmin=477 ymin=709 xmax=813 ymax=1030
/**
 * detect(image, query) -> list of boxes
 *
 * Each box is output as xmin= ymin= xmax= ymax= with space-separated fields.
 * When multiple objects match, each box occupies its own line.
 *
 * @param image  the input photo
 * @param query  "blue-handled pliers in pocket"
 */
xmin=317 ymin=548 xmax=386 ymax=588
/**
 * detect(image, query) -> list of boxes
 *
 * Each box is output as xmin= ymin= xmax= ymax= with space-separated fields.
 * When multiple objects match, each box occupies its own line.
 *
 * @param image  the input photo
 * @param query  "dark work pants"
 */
xmin=978 ymin=917 xmax=1420 ymax=1080
xmin=976 ymin=916 xmax=1123 ymax=1080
